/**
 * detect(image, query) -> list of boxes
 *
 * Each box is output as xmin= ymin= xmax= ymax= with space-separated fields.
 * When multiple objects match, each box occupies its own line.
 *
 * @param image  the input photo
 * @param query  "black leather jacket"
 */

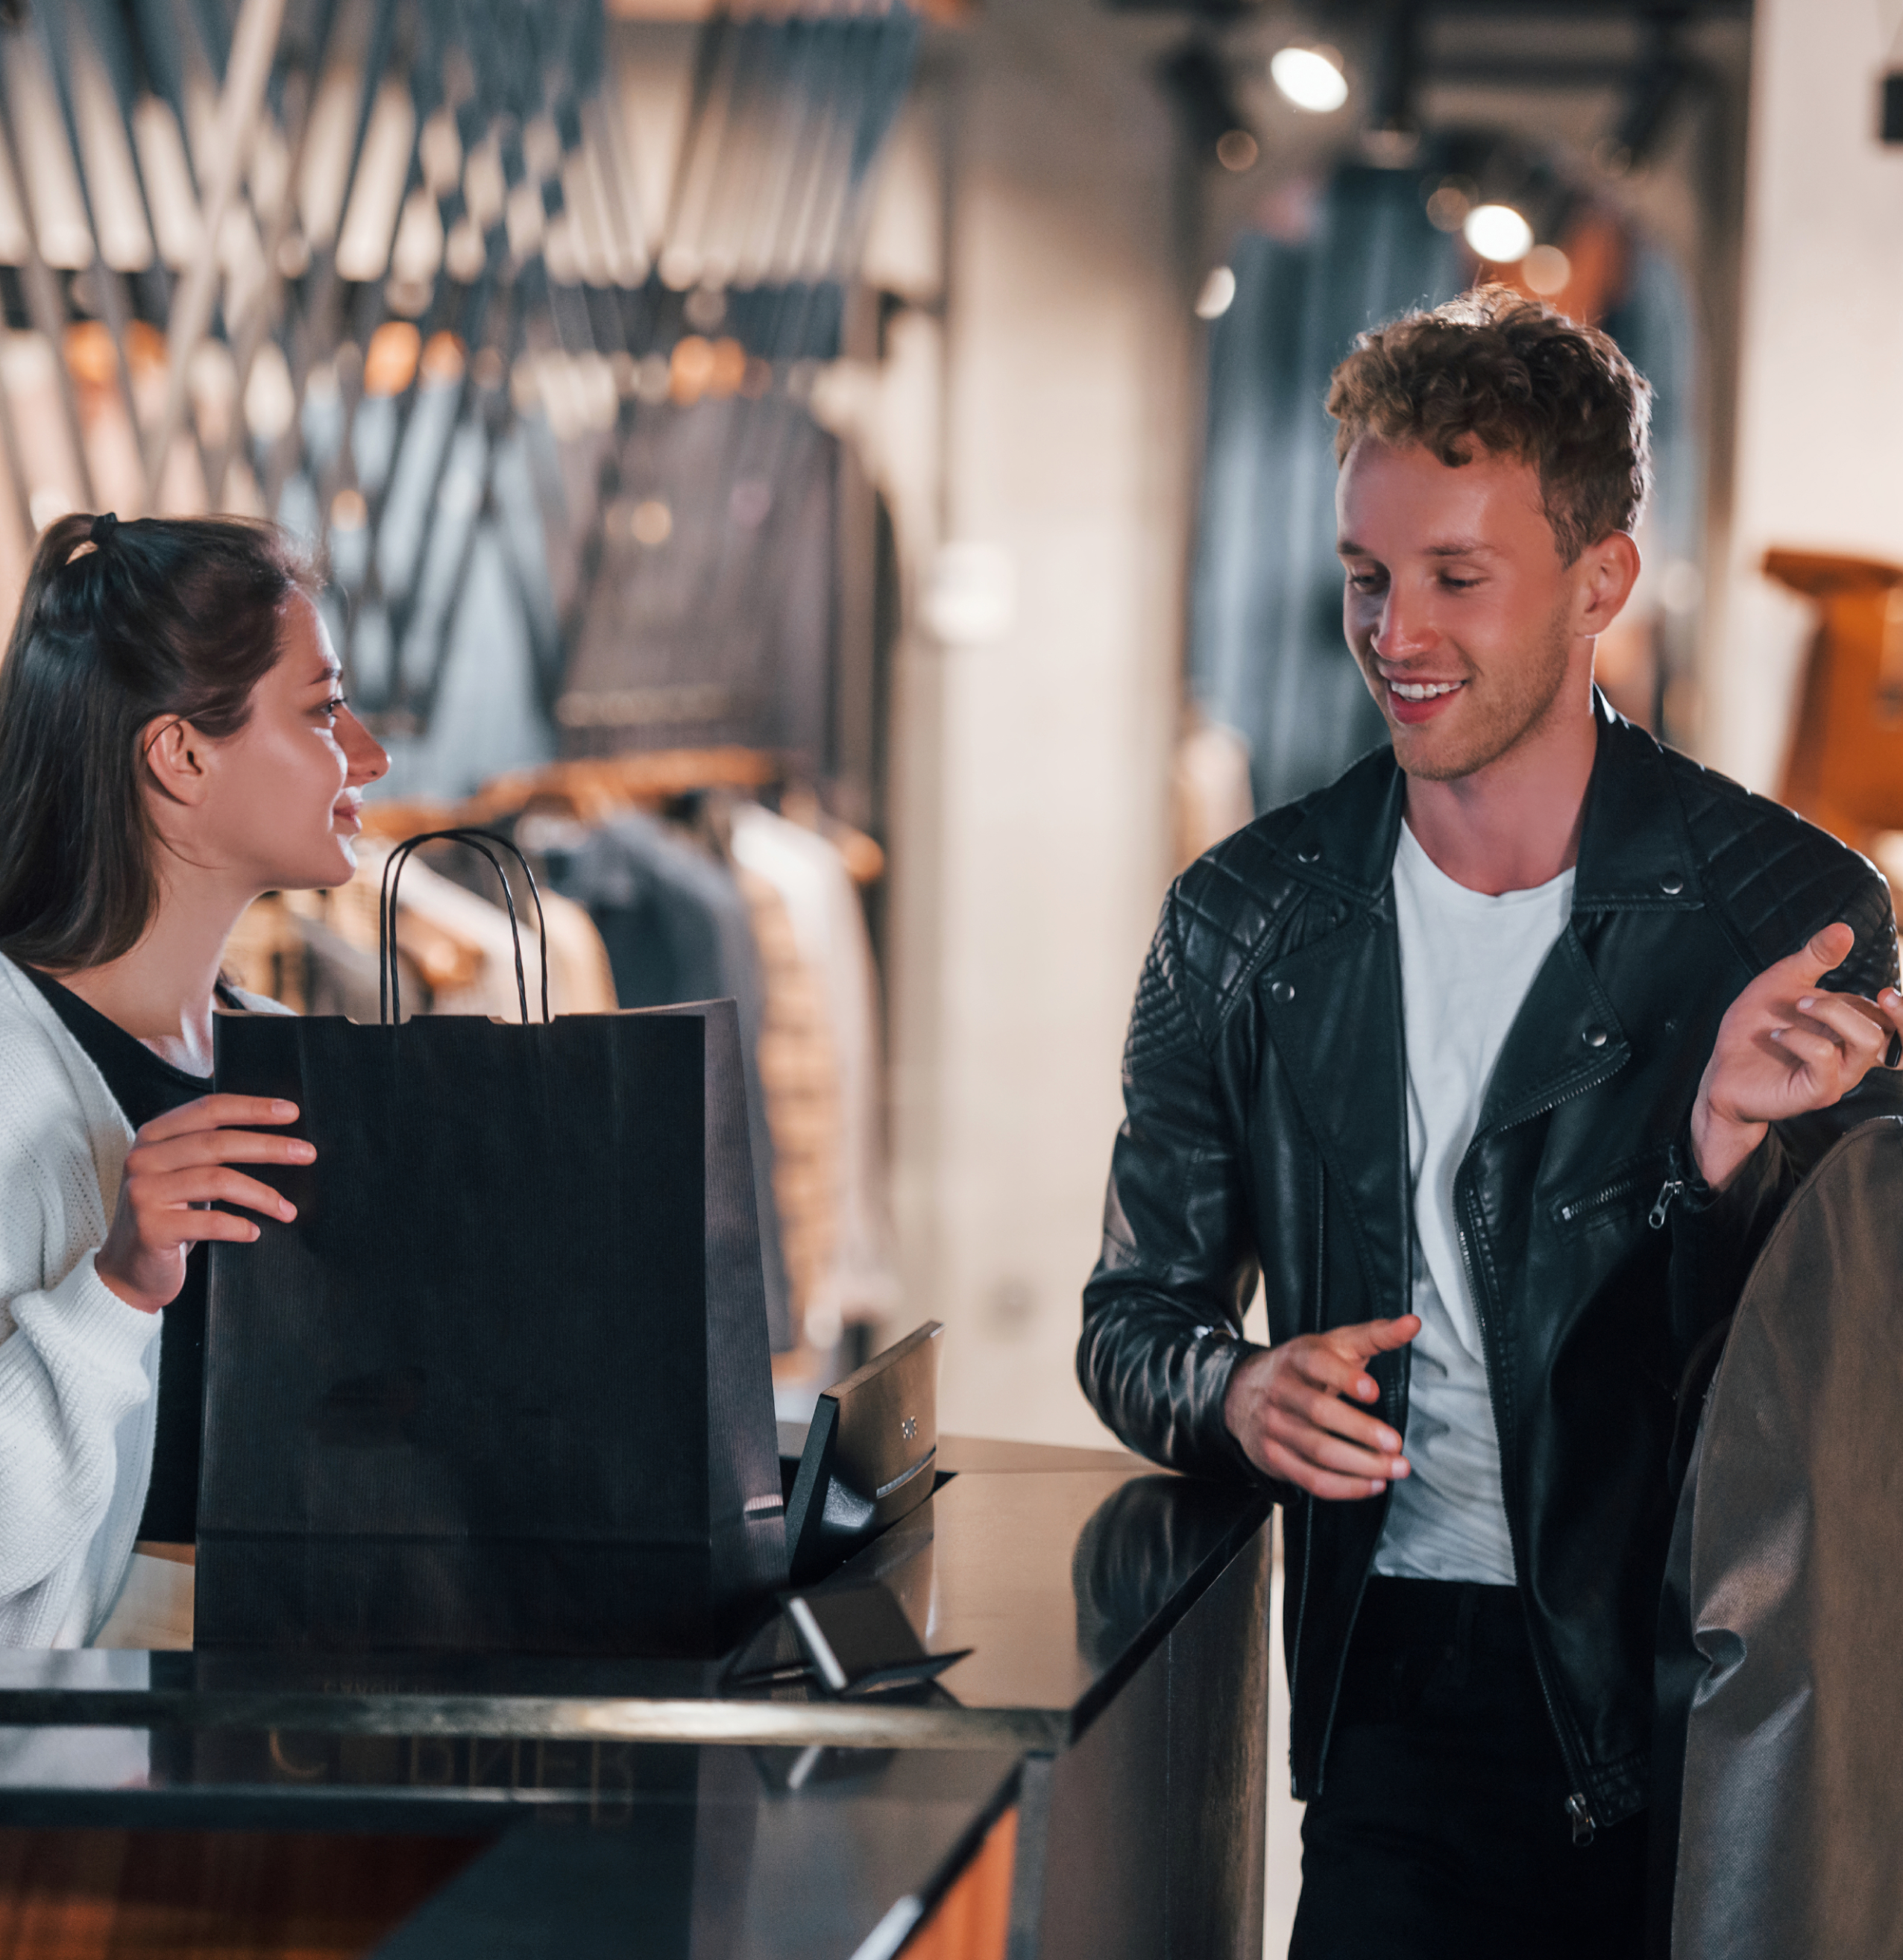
xmin=1079 ymin=703 xmax=1902 ymax=1831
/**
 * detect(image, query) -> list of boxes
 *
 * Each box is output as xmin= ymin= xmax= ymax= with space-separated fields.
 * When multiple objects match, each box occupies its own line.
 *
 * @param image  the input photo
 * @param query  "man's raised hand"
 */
xmin=1693 ymin=922 xmax=1903 ymax=1192
xmin=1223 ymin=1314 xmax=1421 ymax=1500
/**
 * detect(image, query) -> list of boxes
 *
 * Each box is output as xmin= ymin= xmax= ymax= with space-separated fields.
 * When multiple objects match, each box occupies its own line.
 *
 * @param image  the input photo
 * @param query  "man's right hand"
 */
xmin=97 ymin=1096 xmax=312 ymax=1315
xmin=1223 ymin=1315 xmax=1420 ymax=1499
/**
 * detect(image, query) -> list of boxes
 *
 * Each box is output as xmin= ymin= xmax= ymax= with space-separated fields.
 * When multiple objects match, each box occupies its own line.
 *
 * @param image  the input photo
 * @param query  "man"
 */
xmin=1078 ymin=288 xmax=1903 ymax=1956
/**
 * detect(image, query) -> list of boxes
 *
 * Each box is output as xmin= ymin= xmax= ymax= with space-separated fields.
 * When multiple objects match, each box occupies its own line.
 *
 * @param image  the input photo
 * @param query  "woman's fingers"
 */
xmin=129 ymin=1126 xmax=316 ymax=1176
xmin=133 ymin=1165 xmax=297 ymax=1228
xmin=147 ymin=1207 xmax=267 ymax=1246
xmin=132 ymin=1095 xmax=299 ymax=1145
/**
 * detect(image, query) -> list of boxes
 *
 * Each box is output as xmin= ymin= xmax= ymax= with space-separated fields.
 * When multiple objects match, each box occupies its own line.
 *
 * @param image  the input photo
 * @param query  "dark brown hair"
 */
xmin=0 ymin=512 xmax=321 ymax=970
xmin=1325 ymin=286 xmax=1652 ymax=563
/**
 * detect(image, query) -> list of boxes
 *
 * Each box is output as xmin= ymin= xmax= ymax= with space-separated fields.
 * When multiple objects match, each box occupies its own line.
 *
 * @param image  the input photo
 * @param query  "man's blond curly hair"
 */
xmin=1326 ymin=286 xmax=1653 ymax=565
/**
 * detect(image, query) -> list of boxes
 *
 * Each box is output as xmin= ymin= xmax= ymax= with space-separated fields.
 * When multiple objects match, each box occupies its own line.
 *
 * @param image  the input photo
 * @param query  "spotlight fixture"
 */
xmin=1462 ymin=202 xmax=1534 ymax=264
xmin=1270 ymin=45 xmax=1349 ymax=115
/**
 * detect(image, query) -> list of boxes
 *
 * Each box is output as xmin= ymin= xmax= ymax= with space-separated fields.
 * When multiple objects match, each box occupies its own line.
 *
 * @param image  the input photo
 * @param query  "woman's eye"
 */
xmin=320 ymin=695 xmax=348 ymax=718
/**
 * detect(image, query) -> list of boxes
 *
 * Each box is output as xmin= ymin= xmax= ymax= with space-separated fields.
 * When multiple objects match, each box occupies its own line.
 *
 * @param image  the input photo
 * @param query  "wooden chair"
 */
xmin=1764 ymin=548 xmax=1903 ymax=851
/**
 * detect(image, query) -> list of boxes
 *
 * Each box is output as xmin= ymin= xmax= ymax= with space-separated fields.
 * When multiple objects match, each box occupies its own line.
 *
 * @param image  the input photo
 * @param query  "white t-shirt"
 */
xmin=1371 ymin=821 xmax=1576 ymax=1587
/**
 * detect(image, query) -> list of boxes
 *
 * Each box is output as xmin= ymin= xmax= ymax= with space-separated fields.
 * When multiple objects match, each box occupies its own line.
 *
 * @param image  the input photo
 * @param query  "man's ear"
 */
xmin=1577 ymin=531 xmax=1641 ymax=635
xmin=140 ymin=715 xmax=213 ymax=807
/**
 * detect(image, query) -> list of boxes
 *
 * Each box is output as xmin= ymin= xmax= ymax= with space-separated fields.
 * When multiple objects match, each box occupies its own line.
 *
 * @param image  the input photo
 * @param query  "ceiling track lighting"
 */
xmin=1269 ymin=45 xmax=1349 ymax=116
xmin=1463 ymin=202 xmax=1534 ymax=264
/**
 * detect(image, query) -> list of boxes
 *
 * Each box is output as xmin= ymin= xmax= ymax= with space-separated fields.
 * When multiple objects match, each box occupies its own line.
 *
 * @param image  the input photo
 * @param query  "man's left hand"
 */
xmin=1692 ymin=922 xmax=1903 ymax=1191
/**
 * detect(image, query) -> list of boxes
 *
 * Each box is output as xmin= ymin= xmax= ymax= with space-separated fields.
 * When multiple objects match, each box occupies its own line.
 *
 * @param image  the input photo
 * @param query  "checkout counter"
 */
xmin=0 ymin=1434 xmax=1272 ymax=1960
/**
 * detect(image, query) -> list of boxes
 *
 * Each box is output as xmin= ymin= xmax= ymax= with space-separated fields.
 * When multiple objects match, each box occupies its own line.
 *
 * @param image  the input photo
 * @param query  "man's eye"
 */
xmin=1440 ymin=577 xmax=1480 ymax=591
xmin=1347 ymin=573 xmax=1385 ymax=593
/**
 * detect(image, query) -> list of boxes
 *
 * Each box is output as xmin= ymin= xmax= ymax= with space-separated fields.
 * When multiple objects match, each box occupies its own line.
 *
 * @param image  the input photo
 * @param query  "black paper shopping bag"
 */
xmin=196 ymin=831 xmax=787 ymax=1654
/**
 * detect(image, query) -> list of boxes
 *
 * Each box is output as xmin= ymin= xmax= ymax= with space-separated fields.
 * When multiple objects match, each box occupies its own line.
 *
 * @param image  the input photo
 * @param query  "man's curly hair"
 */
xmin=1325 ymin=286 xmax=1652 ymax=565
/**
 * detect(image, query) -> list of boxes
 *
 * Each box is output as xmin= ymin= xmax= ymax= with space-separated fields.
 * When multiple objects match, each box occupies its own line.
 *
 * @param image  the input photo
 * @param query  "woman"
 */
xmin=0 ymin=509 xmax=387 ymax=1647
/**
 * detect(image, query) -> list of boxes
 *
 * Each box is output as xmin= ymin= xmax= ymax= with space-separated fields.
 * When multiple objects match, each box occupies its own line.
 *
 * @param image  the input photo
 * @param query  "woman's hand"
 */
xmin=97 ymin=1096 xmax=312 ymax=1314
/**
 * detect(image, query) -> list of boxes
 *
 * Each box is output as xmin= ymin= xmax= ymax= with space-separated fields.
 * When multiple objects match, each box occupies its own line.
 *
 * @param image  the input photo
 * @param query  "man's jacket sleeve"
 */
xmin=1078 ymin=891 xmax=1271 ymax=1483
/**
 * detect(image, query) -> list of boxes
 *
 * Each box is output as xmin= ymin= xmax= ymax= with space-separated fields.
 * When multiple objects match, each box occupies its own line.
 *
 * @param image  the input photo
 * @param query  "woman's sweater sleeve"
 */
xmin=0 ymin=1116 xmax=158 ymax=1630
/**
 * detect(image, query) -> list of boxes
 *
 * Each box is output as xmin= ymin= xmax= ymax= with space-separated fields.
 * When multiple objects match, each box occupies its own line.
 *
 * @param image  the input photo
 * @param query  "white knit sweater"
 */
xmin=0 ymin=953 xmax=286 ymax=1646
xmin=0 ymin=952 xmax=160 ymax=1645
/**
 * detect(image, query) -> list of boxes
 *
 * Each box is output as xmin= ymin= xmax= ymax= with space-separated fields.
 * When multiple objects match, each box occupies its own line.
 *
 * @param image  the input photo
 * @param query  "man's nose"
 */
xmin=1374 ymin=587 xmax=1436 ymax=662
xmin=341 ymin=707 xmax=390 ymax=785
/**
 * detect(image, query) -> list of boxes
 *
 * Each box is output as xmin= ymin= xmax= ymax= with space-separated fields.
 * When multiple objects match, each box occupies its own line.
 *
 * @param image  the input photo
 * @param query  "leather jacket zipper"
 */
xmin=1285 ymin=1159 xmax=1328 ymax=1725
xmin=1455 ymin=1175 xmax=1597 ymax=1847
xmin=1649 ymin=1142 xmax=1699 ymax=1231
xmin=1558 ymin=1168 xmax=1658 ymax=1228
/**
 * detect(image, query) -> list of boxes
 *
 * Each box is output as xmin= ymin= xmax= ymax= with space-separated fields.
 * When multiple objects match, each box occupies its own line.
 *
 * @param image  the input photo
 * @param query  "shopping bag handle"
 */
xmin=378 ymin=829 xmax=552 ymax=1026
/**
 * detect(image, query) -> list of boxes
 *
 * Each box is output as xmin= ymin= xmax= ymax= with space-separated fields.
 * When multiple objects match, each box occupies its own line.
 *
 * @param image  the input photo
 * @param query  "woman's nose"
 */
xmin=340 ymin=707 xmax=390 ymax=784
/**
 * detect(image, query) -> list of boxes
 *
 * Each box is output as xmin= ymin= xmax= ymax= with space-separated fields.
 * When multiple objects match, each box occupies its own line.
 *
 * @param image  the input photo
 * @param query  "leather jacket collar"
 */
xmin=1272 ymin=691 xmax=1705 ymax=920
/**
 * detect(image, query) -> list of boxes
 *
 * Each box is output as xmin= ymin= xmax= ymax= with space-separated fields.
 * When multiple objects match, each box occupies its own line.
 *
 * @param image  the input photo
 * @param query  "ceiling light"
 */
xmin=1463 ymin=202 xmax=1534 ymax=264
xmin=1195 ymin=266 xmax=1237 ymax=320
xmin=1521 ymin=244 xmax=1571 ymax=297
xmin=1270 ymin=46 xmax=1348 ymax=116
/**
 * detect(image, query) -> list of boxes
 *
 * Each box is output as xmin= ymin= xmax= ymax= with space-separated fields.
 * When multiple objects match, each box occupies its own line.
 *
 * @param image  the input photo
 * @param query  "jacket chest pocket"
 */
xmin=1550 ymin=1145 xmax=1675 ymax=1242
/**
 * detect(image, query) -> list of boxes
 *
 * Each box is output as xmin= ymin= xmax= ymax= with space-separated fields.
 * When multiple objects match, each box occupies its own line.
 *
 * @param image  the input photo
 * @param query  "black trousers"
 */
xmin=1287 ymin=1576 xmax=1648 ymax=1960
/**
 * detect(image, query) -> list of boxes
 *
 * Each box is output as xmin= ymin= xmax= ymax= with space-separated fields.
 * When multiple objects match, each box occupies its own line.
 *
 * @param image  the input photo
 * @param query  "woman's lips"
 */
xmin=333 ymin=797 xmax=363 ymax=833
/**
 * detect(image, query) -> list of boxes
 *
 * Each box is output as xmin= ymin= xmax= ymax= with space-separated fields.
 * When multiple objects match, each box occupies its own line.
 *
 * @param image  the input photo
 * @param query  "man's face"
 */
xmin=1335 ymin=436 xmax=1596 ymax=783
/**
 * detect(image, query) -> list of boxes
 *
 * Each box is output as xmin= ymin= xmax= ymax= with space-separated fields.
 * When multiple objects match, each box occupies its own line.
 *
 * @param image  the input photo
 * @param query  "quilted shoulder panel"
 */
xmin=1666 ymin=750 xmax=1899 ymax=992
xmin=1124 ymin=794 xmax=1371 ymax=1075
xmin=1124 ymin=908 xmax=1198 ymax=1075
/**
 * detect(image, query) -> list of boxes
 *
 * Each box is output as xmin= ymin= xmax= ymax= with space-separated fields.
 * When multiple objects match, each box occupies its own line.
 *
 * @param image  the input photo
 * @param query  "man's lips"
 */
xmin=1382 ymin=676 xmax=1466 ymax=726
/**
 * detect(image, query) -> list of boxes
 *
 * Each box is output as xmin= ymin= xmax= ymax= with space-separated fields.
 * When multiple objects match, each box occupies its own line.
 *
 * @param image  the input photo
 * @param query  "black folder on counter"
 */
xmin=196 ymin=831 xmax=787 ymax=1655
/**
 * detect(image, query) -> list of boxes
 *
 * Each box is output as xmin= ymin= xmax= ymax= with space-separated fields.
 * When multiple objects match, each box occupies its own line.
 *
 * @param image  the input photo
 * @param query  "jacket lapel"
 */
xmin=1475 ymin=700 xmax=1693 ymax=1137
xmin=1257 ymin=758 xmax=1414 ymax=1323
xmin=1475 ymin=925 xmax=1632 ymax=1137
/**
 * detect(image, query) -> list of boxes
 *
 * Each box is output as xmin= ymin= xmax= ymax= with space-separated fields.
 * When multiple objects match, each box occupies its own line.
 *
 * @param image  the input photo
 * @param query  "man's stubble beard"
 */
xmin=1383 ymin=600 xmax=1577 ymax=786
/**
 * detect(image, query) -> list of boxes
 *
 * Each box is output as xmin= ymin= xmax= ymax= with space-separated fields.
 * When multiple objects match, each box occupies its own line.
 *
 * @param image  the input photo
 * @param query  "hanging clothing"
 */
xmin=1187 ymin=166 xmax=1466 ymax=813
xmin=271 ymin=845 xmax=620 ymax=1020
xmin=729 ymin=802 xmax=899 ymax=1344
xmin=730 ymin=861 xmax=837 ymax=1347
xmin=549 ymin=811 xmax=792 ymax=1352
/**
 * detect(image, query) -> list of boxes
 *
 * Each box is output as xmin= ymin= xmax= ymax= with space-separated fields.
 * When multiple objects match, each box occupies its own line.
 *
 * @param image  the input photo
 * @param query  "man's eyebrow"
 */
xmin=1335 ymin=538 xmax=1501 ymax=560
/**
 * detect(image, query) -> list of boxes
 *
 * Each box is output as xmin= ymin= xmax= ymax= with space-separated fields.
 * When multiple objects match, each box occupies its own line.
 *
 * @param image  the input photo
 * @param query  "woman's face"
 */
xmin=186 ymin=594 xmax=389 ymax=892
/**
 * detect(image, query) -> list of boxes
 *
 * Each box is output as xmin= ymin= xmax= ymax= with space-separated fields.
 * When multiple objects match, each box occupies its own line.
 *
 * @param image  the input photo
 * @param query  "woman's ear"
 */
xmin=140 ymin=715 xmax=213 ymax=807
xmin=1578 ymin=531 xmax=1642 ymax=636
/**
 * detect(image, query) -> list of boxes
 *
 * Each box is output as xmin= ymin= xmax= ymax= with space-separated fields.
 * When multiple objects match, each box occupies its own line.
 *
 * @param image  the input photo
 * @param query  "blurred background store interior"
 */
xmin=1 ymin=0 xmax=1901 ymax=1474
